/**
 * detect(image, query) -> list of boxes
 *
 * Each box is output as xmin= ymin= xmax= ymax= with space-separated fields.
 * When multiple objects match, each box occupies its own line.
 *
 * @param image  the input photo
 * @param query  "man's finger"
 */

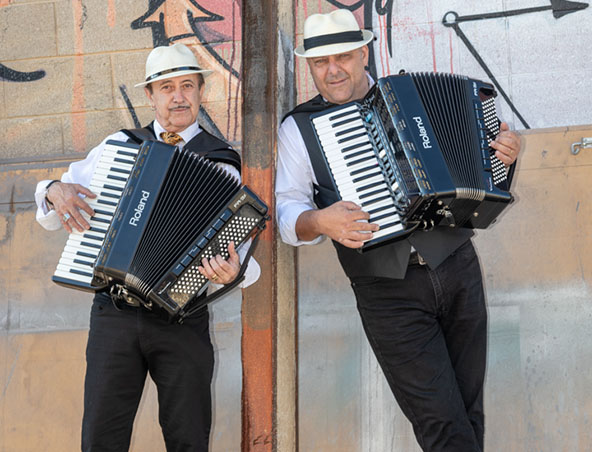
xmin=75 ymin=184 xmax=97 ymax=199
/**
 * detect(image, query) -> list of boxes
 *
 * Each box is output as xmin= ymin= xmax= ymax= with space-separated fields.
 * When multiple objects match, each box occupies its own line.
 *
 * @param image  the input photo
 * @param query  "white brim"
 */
xmin=294 ymin=30 xmax=374 ymax=58
xmin=135 ymin=68 xmax=213 ymax=88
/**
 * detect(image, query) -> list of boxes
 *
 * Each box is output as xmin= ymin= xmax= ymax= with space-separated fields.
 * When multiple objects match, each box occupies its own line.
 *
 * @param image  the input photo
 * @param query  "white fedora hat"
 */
xmin=135 ymin=43 xmax=213 ymax=87
xmin=294 ymin=9 xmax=374 ymax=58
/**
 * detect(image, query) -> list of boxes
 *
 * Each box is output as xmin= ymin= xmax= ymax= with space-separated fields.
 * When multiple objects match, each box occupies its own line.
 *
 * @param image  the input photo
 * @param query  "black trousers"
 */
xmin=81 ymin=293 xmax=214 ymax=452
xmin=351 ymin=241 xmax=486 ymax=452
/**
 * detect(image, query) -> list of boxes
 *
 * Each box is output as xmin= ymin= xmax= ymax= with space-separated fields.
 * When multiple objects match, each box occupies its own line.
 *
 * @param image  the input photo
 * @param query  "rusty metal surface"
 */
xmin=296 ymin=125 xmax=592 ymax=451
xmin=241 ymin=0 xmax=279 ymax=450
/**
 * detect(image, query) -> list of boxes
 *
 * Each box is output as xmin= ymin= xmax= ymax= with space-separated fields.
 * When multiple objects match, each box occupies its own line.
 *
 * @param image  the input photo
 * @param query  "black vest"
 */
xmin=284 ymin=95 xmax=473 ymax=280
xmin=120 ymin=123 xmax=241 ymax=173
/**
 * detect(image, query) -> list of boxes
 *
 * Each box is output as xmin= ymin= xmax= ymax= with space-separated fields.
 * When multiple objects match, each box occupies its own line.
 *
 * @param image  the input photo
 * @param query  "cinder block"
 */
xmin=111 ymin=50 xmax=152 ymax=108
xmin=0 ymin=117 xmax=63 ymax=159
xmin=0 ymin=3 xmax=56 ymax=60
xmin=56 ymin=0 xmax=152 ymax=55
xmin=200 ymin=99 xmax=242 ymax=145
xmin=61 ymin=109 xmax=127 ymax=154
xmin=4 ymin=55 xmax=113 ymax=117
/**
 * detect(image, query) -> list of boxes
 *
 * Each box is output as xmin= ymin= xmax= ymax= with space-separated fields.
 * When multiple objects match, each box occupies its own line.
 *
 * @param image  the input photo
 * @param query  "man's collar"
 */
xmin=153 ymin=119 xmax=201 ymax=145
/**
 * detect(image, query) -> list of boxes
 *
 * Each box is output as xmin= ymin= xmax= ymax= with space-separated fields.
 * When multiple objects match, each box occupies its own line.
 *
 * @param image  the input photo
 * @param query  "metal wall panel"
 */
xmin=297 ymin=125 xmax=592 ymax=451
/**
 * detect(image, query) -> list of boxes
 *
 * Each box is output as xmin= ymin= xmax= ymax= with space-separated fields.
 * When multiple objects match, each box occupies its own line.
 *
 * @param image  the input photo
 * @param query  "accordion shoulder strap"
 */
xmin=285 ymin=96 xmax=341 ymax=208
xmin=119 ymin=124 xmax=156 ymax=144
xmin=120 ymin=124 xmax=242 ymax=173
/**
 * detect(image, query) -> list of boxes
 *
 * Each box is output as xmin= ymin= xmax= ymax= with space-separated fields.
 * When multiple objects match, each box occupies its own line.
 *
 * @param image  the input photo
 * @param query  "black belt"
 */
xmin=408 ymin=251 xmax=426 ymax=266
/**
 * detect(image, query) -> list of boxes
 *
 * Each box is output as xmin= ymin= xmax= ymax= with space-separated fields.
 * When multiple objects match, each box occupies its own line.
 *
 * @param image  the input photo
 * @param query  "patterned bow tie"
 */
xmin=160 ymin=132 xmax=184 ymax=146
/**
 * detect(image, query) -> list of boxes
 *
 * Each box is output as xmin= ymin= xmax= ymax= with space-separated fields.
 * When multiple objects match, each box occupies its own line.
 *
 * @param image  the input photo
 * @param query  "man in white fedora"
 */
xmin=34 ymin=43 xmax=260 ymax=452
xmin=276 ymin=9 xmax=521 ymax=452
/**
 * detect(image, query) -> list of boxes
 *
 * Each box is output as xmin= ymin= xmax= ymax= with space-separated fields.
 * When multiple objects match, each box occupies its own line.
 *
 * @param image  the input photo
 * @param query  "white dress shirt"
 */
xmin=35 ymin=119 xmax=260 ymax=289
xmin=276 ymin=74 xmax=392 ymax=250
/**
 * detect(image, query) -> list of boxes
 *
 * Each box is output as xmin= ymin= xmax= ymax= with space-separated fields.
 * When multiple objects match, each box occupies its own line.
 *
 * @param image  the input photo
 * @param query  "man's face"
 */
xmin=307 ymin=46 xmax=369 ymax=105
xmin=145 ymin=73 xmax=204 ymax=133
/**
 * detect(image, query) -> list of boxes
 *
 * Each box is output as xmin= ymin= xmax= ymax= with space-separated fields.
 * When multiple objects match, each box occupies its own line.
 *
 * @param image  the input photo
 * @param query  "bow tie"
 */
xmin=160 ymin=132 xmax=184 ymax=146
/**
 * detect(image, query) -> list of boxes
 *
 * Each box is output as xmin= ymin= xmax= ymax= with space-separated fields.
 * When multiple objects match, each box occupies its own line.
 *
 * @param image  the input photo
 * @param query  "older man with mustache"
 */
xmin=35 ymin=43 xmax=260 ymax=452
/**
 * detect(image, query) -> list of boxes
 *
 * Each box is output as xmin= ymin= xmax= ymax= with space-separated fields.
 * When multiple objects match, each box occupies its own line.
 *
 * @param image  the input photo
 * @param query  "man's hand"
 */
xmin=46 ymin=182 xmax=96 ymax=233
xmin=296 ymin=201 xmax=379 ymax=249
xmin=491 ymin=122 xmax=522 ymax=166
xmin=198 ymin=241 xmax=241 ymax=285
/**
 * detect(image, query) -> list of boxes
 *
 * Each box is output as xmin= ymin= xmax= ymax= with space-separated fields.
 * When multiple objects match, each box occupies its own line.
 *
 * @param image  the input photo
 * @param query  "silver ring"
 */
xmin=62 ymin=213 xmax=71 ymax=222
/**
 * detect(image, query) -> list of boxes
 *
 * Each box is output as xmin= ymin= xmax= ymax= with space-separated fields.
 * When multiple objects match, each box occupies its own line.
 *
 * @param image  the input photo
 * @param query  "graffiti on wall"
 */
xmin=443 ymin=0 xmax=588 ymax=129
xmin=0 ymin=64 xmax=46 ymax=83
xmin=0 ymin=0 xmax=46 ymax=82
xmin=130 ymin=0 xmax=242 ymax=142
xmin=298 ymin=0 xmax=589 ymax=130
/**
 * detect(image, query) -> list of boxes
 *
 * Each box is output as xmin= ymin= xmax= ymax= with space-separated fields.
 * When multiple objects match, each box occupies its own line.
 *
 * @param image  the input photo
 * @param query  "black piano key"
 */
xmin=350 ymin=164 xmax=379 ymax=177
xmin=93 ymin=208 xmax=113 ymax=216
xmin=71 ymin=268 xmax=94 ymax=278
xmin=328 ymin=108 xmax=359 ymax=122
xmin=335 ymin=125 xmax=365 ymax=137
xmin=346 ymin=155 xmax=375 ymax=167
xmin=367 ymin=203 xmax=395 ymax=215
xmin=337 ymin=132 xmax=367 ymax=144
xmin=102 ymin=184 xmax=124 ymax=192
xmin=83 ymin=232 xmax=105 ymax=241
xmin=342 ymin=140 xmax=371 ymax=153
xmin=361 ymin=195 xmax=391 ymax=207
xmin=343 ymin=149 xmax=374 ymax=160
xmin=90 ymin=217 xmax=111 ymax=224
xmin=113 ymin=157 xmax=135 ymax=165
xmin=100 ymin=191 xmax=120 ymax=199
xmin=115 ymin=150 xmax=137 ymax=158
xmin=109 ymin=167 xmax=131 ymax=175
xmin=107 ymin=174 xmax=128 ymax=182
xmin=359 ymin=188 xmax=387 ymax=200
xmin=97 ymin=199 xmax=118 ymax=207
xmin=80 ymin=241 xmax=102 ymax=249
xmin=89 ymin=227 xmax=108 ymax=234
xmin=357 ymin=180 xmax=385 ymax=193
xmin=352 ymin=170 xmax=382 ymax=183
xmin=76 ymin=250 xmax=98 ymax=259
xmin=332 ymin=116 xmax=362 ymax=128
xmin=73 ymin=258 xmax=94 ymax=267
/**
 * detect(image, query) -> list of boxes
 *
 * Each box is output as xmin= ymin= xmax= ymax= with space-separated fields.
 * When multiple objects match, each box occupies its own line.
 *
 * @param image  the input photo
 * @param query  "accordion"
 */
xmin=310 ymin=72 xmax=513 ymax=251
xmin=53 ymin=140 xmax=268 ymax=321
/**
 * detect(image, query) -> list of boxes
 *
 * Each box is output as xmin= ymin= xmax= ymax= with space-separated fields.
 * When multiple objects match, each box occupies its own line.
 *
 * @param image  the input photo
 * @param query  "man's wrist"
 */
xmin=44 ymin=180 xmax=60 ymax=208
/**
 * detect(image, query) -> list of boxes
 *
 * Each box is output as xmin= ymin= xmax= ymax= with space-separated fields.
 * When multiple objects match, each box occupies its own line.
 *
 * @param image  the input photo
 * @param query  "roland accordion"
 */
xmin=53 ymin=139 xmax=269 ymax=321
xmin=309 ymin=72 xmax=514 ymax=251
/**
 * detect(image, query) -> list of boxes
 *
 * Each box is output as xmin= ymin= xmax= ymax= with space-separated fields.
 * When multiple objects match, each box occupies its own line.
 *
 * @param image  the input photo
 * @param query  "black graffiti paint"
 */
xmin=0 ymin=63 xmax=45 ymax=83
xmin=443 ymin=0 xmax=589 ymax=129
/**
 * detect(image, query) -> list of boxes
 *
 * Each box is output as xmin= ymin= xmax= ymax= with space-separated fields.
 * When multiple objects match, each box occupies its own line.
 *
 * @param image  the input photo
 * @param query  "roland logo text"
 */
xmin=413 ymin=116 xmax=432 ymax=149
xmin=129 ymin=190 xmax=150 ymax=226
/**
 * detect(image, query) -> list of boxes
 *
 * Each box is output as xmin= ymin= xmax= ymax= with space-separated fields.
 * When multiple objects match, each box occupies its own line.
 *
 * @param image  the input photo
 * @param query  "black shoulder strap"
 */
xmin=284 ymin=96 xmax=341 ymax=208
xmin=120 ymin=123 xmax=156 ymax=144
xmin=120 ymin=123 xmax=241 ymax=173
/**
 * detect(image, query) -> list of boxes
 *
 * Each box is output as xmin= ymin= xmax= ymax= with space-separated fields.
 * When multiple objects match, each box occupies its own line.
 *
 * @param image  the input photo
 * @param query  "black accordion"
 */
xmin=310 ymin=72 xmax=513 ymax=251
xmin=53 ymin=140 xmax=268 ymax=321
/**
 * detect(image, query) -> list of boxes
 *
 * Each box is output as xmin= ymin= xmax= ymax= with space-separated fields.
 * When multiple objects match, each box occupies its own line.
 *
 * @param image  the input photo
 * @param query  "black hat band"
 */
xmin=145 ymin=66 xmax=203 ymax=82
xmin=303 ymin=30 xmax=364 ymax=51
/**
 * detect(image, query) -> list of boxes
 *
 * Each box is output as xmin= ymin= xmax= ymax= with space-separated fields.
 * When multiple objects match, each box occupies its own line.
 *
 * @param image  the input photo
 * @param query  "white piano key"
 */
xmin=54 ymin=269 xmax=93 ymax=284
xmin=58 ymin=256 xmax=94 ymax=272
xmin=314 ymin=118 xmax=365 ymax=134
xmin=63 ymin=244 xmax=100 ymax=257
